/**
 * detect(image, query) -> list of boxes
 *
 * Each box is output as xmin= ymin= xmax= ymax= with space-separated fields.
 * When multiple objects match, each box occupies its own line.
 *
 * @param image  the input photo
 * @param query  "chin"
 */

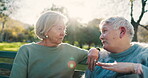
xmin=56 ymin=41 xmax=62 ymax=44
xmin=103 ymin=45 xmax=106 ymax=48
xmin=103 ymin=46 xmax=114 ymax=52
xmin=103 ymin=45 xmax=109 ymax=51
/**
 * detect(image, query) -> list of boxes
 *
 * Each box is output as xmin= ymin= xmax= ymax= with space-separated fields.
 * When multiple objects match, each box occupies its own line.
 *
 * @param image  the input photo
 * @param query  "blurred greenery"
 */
xmin=0 ymin=42 xmax=27 ymax=51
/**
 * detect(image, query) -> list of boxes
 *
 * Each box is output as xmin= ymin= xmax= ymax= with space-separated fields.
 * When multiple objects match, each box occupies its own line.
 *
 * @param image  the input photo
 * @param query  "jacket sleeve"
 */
xmin=10 ymin=45 xmax=29 ymax=78
xmin=142 ymin=65 xmax=148 ymax=78
xmin=141 ymin=53 xmax=148 ymax=78
xmin=77 ymin=49 xmax=88 ymax=65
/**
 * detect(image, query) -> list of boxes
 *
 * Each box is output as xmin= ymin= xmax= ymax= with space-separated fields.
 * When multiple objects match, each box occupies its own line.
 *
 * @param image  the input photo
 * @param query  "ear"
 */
xmin=44 ymin=32 xmax=48 ymax=37
xmin=119 ymin=27 xmax=126 ymax=38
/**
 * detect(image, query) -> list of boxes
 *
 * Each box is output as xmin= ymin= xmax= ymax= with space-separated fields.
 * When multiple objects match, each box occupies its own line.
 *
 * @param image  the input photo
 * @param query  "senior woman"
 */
xmin=86 ymin=17 xmax=148 ymax=78
xmin=10 ymin=11 xmax=98 ymax=78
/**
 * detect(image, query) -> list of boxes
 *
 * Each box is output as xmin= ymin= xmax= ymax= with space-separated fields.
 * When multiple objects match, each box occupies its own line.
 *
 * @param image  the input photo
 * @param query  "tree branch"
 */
xmin=137 ymin=0 xmax=146 ymax=24
xmin=144 ymin=0 xmax=147 ymax=3
xmin=145 ymin=10 xmax=148 ymax=13
xmin=130 ymin=1 xmax=135 ymax=22
xmin=139 ymin=24 xmax=148 ymax=30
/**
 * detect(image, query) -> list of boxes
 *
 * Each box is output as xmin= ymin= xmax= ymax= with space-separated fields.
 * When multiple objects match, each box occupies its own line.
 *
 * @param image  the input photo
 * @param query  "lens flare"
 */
xmin=68 ymin=61 xmax=76 ymax=69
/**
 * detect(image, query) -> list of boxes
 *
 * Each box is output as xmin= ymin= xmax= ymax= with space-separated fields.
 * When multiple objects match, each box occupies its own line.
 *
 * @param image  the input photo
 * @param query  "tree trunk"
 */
xmin=0 ymin=22 xmax=5 ymax=42
xmin=131 ymin=20 xmax=138 ymax=42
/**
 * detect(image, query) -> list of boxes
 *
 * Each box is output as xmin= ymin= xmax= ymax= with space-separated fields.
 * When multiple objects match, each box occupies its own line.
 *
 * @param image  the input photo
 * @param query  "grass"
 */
xmin=0 ymin=42 xmax=27 ymax=51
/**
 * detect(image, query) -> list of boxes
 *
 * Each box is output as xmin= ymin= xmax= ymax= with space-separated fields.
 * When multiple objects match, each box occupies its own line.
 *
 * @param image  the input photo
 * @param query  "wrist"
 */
xmin=132 ymin=63 xmax=143 ymax=74
xmin=131 ymin=63 xmax=135 ymax=73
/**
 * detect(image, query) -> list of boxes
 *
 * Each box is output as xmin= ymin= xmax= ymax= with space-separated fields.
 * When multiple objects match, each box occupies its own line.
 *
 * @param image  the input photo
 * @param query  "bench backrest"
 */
xmin=0 ymin=51 xmax=16 ymax=78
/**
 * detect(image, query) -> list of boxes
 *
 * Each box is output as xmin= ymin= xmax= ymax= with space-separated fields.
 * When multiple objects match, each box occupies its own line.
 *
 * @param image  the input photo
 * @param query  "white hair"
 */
xmin=35 ymin=11 xmax=67 ymax=40
xmin=100 ymin=16 xmax=134 ymax=40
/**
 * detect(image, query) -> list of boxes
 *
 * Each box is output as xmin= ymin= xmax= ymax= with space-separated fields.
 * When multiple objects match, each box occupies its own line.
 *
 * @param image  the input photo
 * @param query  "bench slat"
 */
xmin=0 ymin=51 xmax=16 ymax=59
xmin=0 ymin=76 xmax=9 ymax=78
xmin=0 ymin=63 xmax=12 ymax=70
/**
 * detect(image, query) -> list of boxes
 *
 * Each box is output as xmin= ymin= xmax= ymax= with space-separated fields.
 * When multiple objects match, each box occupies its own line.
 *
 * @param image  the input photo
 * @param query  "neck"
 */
xmin=37 ymin=40 xmax=59 ymax=47
xmin=112 ymin=42 xmax=131 ymax=53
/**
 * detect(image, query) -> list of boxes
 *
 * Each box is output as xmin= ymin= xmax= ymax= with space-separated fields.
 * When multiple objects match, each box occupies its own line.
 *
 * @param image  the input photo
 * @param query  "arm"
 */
xmin=96 ymin=62 xmax=148 ymax=78
xmin=77 ymin=48 xmax=99 ymax=71
xmin=141 ymin=53 xmax=148 ymax=78
xmin=10 ymin=46 xmax=29 ymax=78
xmin=96 ymin=62 xmax=138 ymax=73
xmin=87 ymin=48 xmax=99 ymax=71
xmin=142 ymin=65 xmax=148 ymax=78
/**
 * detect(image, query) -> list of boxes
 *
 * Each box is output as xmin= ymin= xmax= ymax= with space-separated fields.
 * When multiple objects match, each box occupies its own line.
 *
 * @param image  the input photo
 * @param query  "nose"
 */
xmin=60 ymin=30 xmax=66 ymax=36
xmin=99 ymin=33 xmax=104 ymax=40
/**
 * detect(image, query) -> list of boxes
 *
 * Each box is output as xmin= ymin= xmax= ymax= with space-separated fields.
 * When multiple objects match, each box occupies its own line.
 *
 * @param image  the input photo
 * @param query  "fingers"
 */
xmin=88 ymin=58 xmax=97 ymax=71
xmin=86 ymin=56 xmax=90 ymax=64
xmin=87 ymin=57 xmax=91 ymax=70
xmin=91 ymin=59 xmax=97 ymax=71
xmin=90 ymin=59 xmax=94 ymax=71
xmin=102 ymin=66 xmax=115 ymax=71
xmin=96 ymin=62 xmax=116 ymax=71
xmin=93 ymin=59 xmax=97 ymax=70
xmin=87 ymin=47 xmax=100 ymax=71
xmin=87 ymin=56 xmax=97 ymax=71
xmin=96 ymin=62 xmax=116 ymax=67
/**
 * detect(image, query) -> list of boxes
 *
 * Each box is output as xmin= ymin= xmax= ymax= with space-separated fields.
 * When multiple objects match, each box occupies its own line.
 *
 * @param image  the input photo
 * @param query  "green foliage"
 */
xmin=64 ymin=18 xmax=102 ymax=49
xmin=0 ymin=0 xmax=20 ymax=42
xmin=0 ymin=18 xmax=39 ymax=42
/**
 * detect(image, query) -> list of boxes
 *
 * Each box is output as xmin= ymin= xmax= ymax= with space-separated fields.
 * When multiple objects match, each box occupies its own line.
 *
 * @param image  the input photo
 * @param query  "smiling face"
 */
xmin=45 ymin=21 xmax=66 ymax=45
xmin=99 ymin=23 xmax=121 ymax=52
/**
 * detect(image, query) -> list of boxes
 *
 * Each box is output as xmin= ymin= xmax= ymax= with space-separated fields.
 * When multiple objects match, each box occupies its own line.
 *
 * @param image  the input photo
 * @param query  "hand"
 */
xmin=96 ymin=62 xmax=135 ymax=73
xmin=87 ymin=48 xmax=99 ymax=71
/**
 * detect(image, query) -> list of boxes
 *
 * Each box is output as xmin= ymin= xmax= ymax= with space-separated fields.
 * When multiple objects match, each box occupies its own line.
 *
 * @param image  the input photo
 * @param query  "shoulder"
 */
xmin=18 ymin=43 xmax=36 ymax=54
xmin=60 ymin=43 xmax=88 ymax=53
xmin=99 ymin=50 xmax=110 ymax=59
xmin=132 ymin=42 xmax=148 ymax=48
xmin=61 ymin=43 xmax=86 ymax=50
xmin=132 ymin=42 xmax=148 ymax=59
xmin=19 ymin=43 xmax=34 ymax=49
xmin=60 ymin=43 xmax=76 ymax=48
xmin=132 ymin=42 xmax=148 ymax=51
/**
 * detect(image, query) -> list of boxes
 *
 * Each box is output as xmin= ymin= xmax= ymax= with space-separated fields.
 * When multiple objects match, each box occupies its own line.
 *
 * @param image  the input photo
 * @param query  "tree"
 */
xmin=0 ymin=0 xmax=17 ymax=42
xmin=138 ymin=24 xmax=148 ymax=42
xmin=85 ymin=18 xmax=102 ymax=49
xmin=42 ymin=4 xmax=68 ymax=17
xmin=65 ymin=18 xmax=82 ymax=45
xmin=130 ymin=0 xmax=148 ymax=41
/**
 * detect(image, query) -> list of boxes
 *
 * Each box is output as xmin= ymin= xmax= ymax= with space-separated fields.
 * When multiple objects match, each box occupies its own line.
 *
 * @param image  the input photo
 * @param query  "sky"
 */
xmin=11 ymin=0 xmax=148 ymax=25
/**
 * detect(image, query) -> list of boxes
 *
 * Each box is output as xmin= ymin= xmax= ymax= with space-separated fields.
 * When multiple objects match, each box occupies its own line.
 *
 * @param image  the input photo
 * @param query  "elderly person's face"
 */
xmin=99 ymin=24 xmax=121 ymax=52
xmin=45 ymin=21 xmax=66 ymax=45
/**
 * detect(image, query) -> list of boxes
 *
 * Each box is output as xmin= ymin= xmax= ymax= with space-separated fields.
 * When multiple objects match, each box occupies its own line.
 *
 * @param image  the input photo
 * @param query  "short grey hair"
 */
xmin=35 ymin=11 xmax=67 ymax=40
xmin=100 ymin=16 xmax=134 ymax=39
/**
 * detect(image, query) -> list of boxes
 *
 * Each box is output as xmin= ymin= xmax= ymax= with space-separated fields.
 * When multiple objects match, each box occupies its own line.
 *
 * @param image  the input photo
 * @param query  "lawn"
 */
xmin=0 ymin=42 xmax=27 ymax=51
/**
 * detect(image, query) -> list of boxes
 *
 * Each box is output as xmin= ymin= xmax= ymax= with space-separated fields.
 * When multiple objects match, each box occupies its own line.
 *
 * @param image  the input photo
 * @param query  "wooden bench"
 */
xmin=0 ymin=51 xmax=85 ymax=78
xmin=0 ymin=51 xmax=16 ymax=78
